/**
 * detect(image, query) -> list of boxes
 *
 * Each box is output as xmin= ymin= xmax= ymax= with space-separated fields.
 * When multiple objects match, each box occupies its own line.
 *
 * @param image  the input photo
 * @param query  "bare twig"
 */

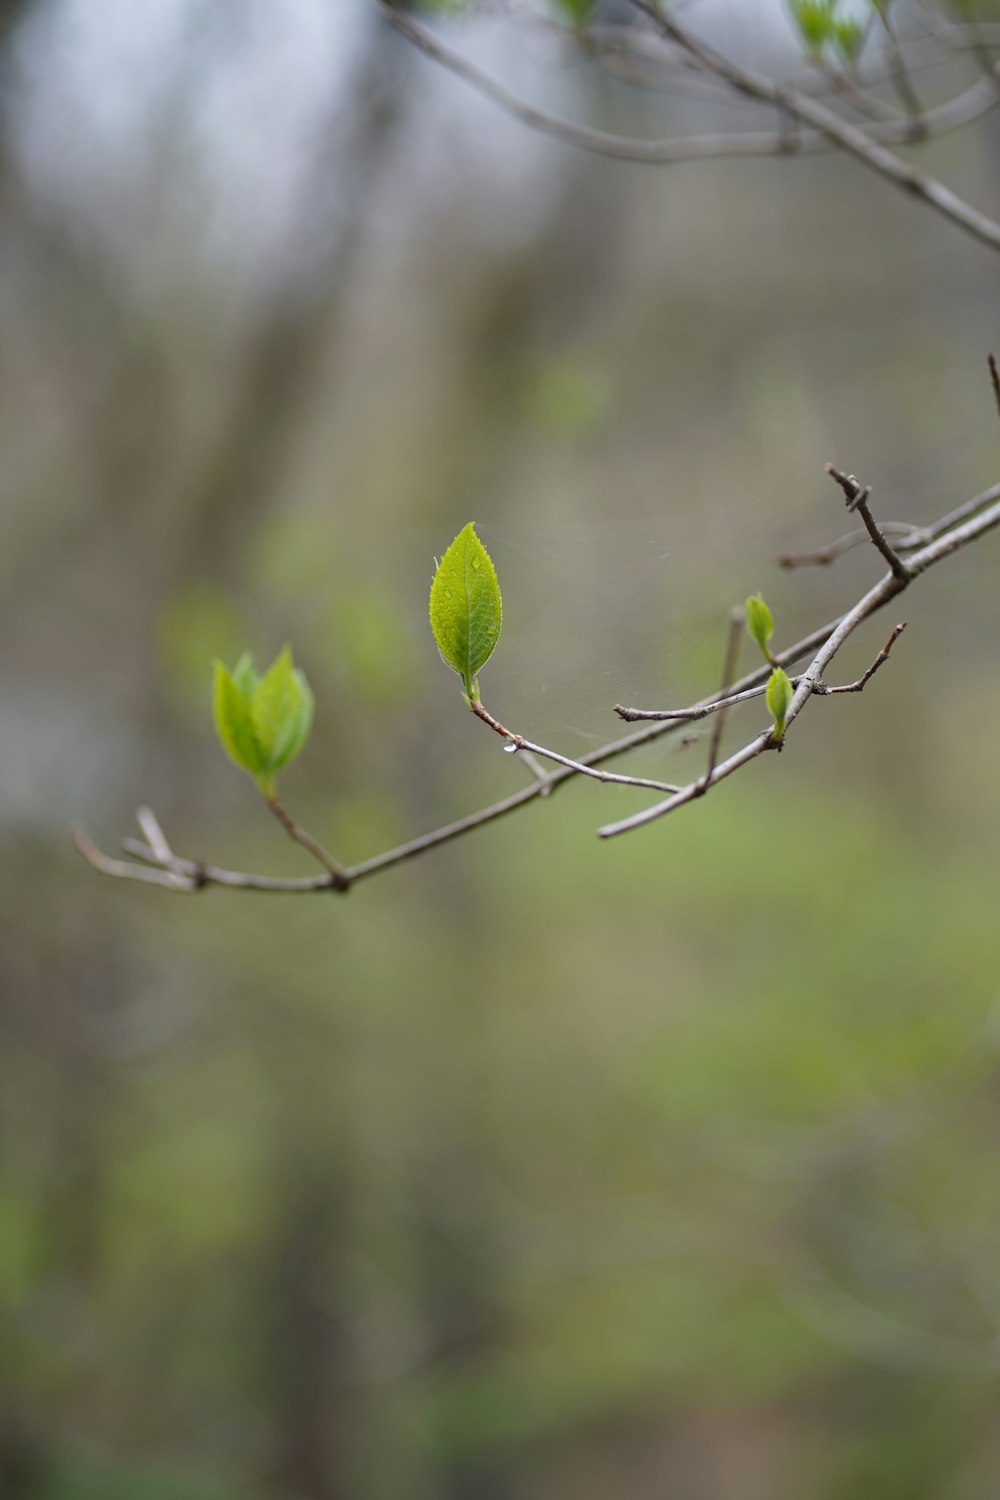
xmin=813 ymin=622 xmax=908 ymax=694
xmin=819 ymin=57 xmax=904 ymax=127
xmin=515 ymin=745 xmax=555 ymax=793
xmin=698 ymin=608 xmax=743 ymax=792
xmin=825 ymin=464 xmax=910 ymax=580
xmin=989 ymin=353 xmax=1000 ymax=420
xmin=873 ymin=3 xmax=926 ymax=134
xmin=266 ymin=793 xmax=351 ymax=891
xmin=377 ymin=0 xmax=1000 ymax=200
xmin=471 ymin=698 xmax=680 ymax=794
xmin=72 ymin=825 xmax=200 ymax=892
xmin=614 ymin=680 xmax=772 ymax=724
xmin=135 ymin=806 xmax=184 ymax=870
xmin=778 ymin=520 xmax=928 ymax=569
xmin=920 ymin=479 xmax=1000 ymax=542
xmin=628 ymin=0 xmax=1000 ymax=255
xmin=614 ymin=621 xmax=907 ymax=723
xmin=597 ymin=488 xmax=1000 ymax=841
xmin=778 ymin=480 xmax=1000 ymax=570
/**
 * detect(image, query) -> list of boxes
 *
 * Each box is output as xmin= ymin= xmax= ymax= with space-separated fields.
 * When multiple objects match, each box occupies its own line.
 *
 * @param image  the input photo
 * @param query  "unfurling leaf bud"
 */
xmin=213 ymin=646 xmax=314 ymax=797
xmin=766 ymin=666 xmax=794 ymax=745
xmin=745 ymin=594 xmax=776 ymax=664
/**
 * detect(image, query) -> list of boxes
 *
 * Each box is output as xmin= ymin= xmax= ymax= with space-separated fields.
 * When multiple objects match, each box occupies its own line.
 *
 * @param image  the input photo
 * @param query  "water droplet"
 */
xmin=503 ymin=741 xmax=519 ymax=754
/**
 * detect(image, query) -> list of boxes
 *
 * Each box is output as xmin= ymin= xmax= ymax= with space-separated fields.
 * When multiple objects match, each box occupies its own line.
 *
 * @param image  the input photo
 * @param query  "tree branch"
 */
xmin=377 ymin=0 xmax=1000 ymax=188
xmin=470 ymin=697 xmax=680 ymax=794
xmin=628 ymin=0 xmax=1000 ymax=255
xmin=596 ymin=487 xmax=1000 ymax=840
xmin=265 ymin=792 xmax=351 ymax=890
xmin=74 ymin=471 xmax=1000 ymax=892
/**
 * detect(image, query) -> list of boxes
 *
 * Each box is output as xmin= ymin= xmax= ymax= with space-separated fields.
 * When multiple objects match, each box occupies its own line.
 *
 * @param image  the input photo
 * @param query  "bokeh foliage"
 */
xmin=3 ymin=2 xmax=1000 ymax=1498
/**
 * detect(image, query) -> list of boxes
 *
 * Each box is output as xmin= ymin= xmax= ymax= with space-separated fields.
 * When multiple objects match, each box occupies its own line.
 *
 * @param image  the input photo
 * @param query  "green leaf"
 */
xmin=745 ymin=594 xmax=775 ymax=663
xmin=213 ymin=660 xmax=263 ymax=778
xmin=232 ymin=651 xmax=259 ymax=700
xmin=551 ymin=0 xmax=595 ymax=25
xmin=429 ymin=523 xmax=503 ymax=699
xmin=789 ymin=0 xmax=837 ymax=53
xmin=212 ymin=647 xmax=314 ymax=791
xmin=766 ymin=666 xmax=794 ymax=744
xmin=251 ymin=647 xmax=314 ymax=779
xmin=833 ymin=17 xmax=868 ymax=64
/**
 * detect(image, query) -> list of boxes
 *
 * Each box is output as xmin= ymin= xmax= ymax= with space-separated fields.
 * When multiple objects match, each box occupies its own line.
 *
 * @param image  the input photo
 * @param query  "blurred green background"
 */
xmin=3 ymin=2 xmax=1000 ymax=1497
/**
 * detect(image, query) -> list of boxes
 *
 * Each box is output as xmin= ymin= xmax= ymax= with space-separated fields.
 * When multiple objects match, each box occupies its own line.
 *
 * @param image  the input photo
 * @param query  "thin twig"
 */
xmin=615 ymin=680 xmax=772 ymax=723
xmin=266 ymin=793 xmax=351 ymax=891
xmin=814 ymin=622 xmax=908 ymax=694
xmin=598 ymin=491 xmax=1000 ymax=841
xmin=377 ymin=0 xmax=1000 ymax=201
xmin=819 ymin=57 xmax=904 ymax=126
xmin=628 ymin=0 xmax=1000 ymax=255
xmin=698 ymin=608 xmax=743 ymax=792
xmin=779 ymin=480 xmax=1000 ymax=569
xmin=989 ymin=353 xmax=1000 ymax=420
xmin=472 ymin=698 xmax=680 ymax=794
xmin=921 ymin=479 xmax=1000 ymax=542
xmin=617 ymin=623 xmax=908 ymax=726
xmin=924 ymin=2 xmax=1000 ymax=78
xmin=874 ymin=3 xmax=927 ymax=135
xmin=515 ymin=745 xmax=555 ymax=793
xmin=778 ymin=520 xmax=928 ymax=569
xmin=825 ymin=463 xmax=910 ymax=580
xmin=72 ymin=825 xmax=200 ymax=891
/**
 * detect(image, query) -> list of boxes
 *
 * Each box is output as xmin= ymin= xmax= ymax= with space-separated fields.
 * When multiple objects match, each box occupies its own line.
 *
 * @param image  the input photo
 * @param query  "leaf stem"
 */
xmin=265 ymin=792 xmax=351 ymax=891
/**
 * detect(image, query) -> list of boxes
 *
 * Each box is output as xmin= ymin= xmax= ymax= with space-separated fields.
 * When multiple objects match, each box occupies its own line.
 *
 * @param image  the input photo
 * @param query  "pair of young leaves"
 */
xmin=789 ymin=0 xmax=875 ymax=66
xmin=212 ymin=527 xmax=789 ymax=794
xmin=213 ymin=648 xmax=314 ymax=797
xmin=747 ymin=592 xmax=793 ymax=744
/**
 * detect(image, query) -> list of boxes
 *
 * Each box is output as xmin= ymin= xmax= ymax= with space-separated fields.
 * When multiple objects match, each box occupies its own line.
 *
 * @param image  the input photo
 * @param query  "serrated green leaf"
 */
xmin=252 ymin=646 xmax=314 ymax=779
xmin=766 ymin=666 xmax=794 ymax=743
xmin=213 ymin=660 xmax=263 ymax=778
xmin=429 ymin=523 xmax=503 ymax=699
xmin=745 ymin=594 xmax=775 ymax=663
